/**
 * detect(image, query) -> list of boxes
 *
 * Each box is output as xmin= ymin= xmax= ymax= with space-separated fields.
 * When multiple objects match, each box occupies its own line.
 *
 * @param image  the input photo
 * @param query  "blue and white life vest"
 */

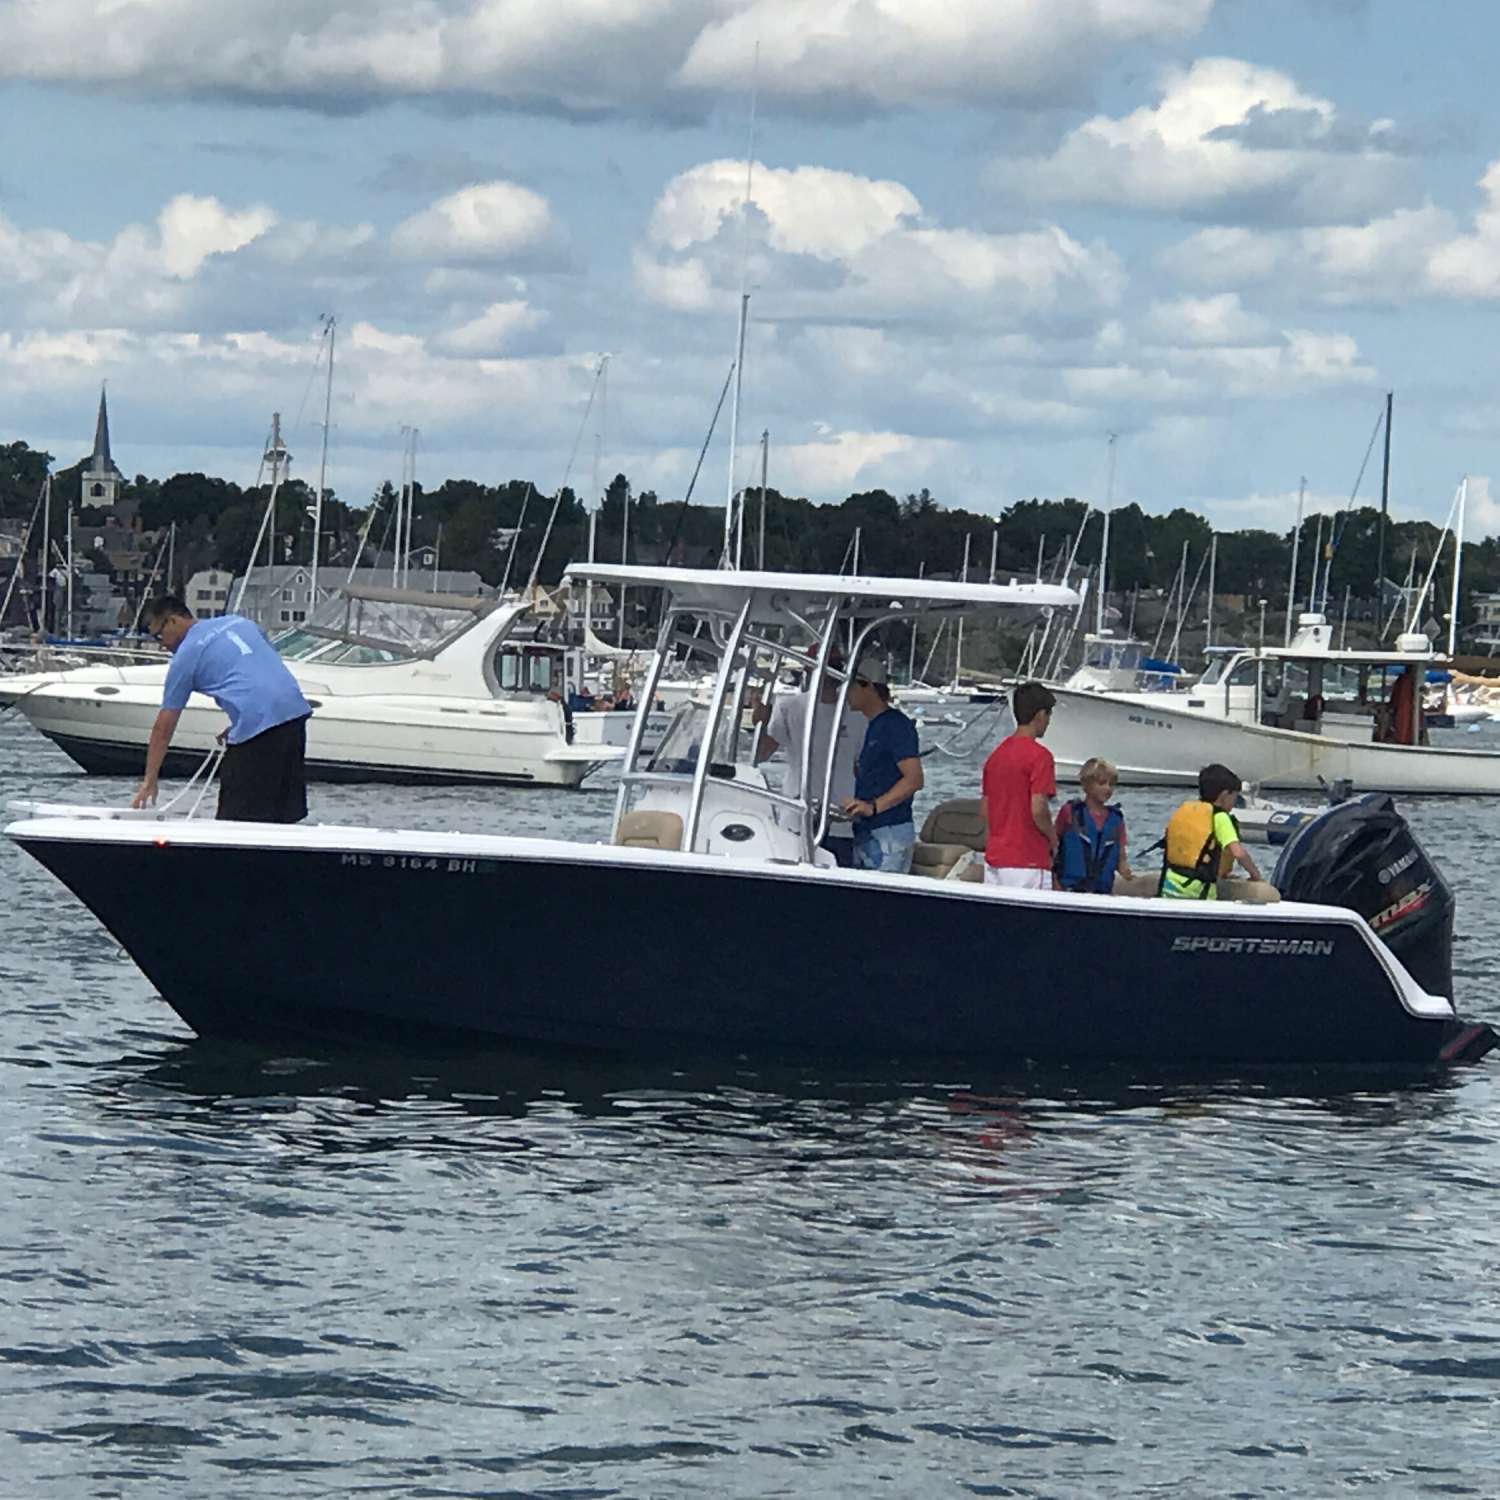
xmin=1054 ymin=799 xmax=1125 ymax=893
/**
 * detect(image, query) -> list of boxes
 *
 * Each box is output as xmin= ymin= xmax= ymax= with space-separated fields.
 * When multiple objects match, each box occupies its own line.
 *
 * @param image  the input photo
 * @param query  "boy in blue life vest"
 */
xmin=1159 ymin=762 xmax=1264 ymax=899
xmin=1053 ymin=756 xmax=1134 ymax=893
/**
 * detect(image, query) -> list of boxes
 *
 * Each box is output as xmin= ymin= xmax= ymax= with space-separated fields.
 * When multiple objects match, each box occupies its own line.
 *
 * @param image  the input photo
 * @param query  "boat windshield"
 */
xmin=1084 ymin=638 xmax=1144 ymax=671
xmin=646 ymin=699 xmax=747 ymax=777
xmin=275 ymin=589 xmax=488 ymax=664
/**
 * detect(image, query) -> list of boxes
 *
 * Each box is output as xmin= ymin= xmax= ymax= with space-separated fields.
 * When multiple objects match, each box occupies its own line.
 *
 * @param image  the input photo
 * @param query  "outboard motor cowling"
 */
xmin=1273 ymin=793 xmax=1453 ymax=1000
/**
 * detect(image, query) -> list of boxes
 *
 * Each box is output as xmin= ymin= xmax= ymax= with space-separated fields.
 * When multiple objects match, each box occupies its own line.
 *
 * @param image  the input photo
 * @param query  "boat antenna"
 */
xmin=526 ymin=354 xmax=607 ymax=596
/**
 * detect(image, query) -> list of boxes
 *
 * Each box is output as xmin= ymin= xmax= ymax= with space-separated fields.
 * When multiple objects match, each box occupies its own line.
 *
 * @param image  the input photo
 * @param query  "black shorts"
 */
xmin=217 ymin=715 xmax=309 ymax=823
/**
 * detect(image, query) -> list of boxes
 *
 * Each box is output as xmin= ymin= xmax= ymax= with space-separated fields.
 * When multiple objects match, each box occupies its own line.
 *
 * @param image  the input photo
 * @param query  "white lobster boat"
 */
xmin=1046 ymin=614 xmax=1500 ymax=795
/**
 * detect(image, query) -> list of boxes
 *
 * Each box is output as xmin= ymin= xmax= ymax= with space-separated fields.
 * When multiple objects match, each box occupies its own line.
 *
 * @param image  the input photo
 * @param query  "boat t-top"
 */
xmin=5 ymin=566 xmax=1493 ymax=1067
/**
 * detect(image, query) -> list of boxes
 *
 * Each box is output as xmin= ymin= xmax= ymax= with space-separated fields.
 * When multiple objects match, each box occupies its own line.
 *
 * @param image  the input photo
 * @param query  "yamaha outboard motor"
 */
xmin=1274 ymin=793 xmax=1453 ymax=999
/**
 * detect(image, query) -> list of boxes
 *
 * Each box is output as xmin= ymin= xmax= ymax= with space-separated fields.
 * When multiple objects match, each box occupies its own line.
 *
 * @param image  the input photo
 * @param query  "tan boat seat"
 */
xmin=920 ymin=798 xmax=988 ymax=849
xmin=614 ymin=810 xmax=684 ymax=851
xmin=912 ymin=841 xmax=974 ymax=878
xmin=1112 ymin=871 xmax=1281 ymax=903
xmin=1218 ymin=878 xmax=1281 ymax=904
xmin=912 ymin=798 xmax=989 ymax=879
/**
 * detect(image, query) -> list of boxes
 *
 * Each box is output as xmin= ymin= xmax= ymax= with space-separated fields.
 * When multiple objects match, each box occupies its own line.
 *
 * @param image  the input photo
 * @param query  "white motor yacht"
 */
xmin=14 ymin=584 xmax=618 ymax=787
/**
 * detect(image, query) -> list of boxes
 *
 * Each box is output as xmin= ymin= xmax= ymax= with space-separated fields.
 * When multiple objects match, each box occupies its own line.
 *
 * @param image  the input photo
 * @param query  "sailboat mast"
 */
xmin=1285 ymin=477 xmax=1305 ymax=645
xmin=584 ymin=508 xmax=597 ymax=657
xmin=908 ymin=560 xmax=924 ymax=683
xmin=1449 ymin=476 xmax=1467 ymax=658
xmin=404 ymin=429 xmax=418 ymax=589
xmin=1205 ymin=532 xmax=1217 ymax=655
xmin=65 ymin=492 xmax=74 ymax=638
xmin=619 ymin=480 xmax=630 ymax=649
xmin=757 ymin=429 xmax=769 ymax=571
xmin=722 ymin=293 xmax=750 ymax=567
xmin=1097 ymin=432 xmax=1116 ymax=635
xmin=956 ymin=532 xmax=971 ymax=683
xmin=312 ymin=315 xmax=335 ymax=605
xmin=1308 ymin=512 xmax=1324 ymax=616
xmin=1376 ymin=391 xmax=1393 ymax=611
xmin=40 ymin=474 xmax=51 ymax=634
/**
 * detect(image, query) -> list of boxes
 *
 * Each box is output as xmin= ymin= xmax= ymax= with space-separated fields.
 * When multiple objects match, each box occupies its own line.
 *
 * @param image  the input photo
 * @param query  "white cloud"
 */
xmin=431 ymin=299 xmax=549 ymax=356
xmin=677 ymin=0 xmax=1214 ymax=109
xmin=1142 ymin=292 xmax=1268 ymax=345
xmin=0 ymin=195 xmax=282 ymax=330
xmin=390 ymin=181 xmax=556 ymax=263
xmin=1427 ymin=163 xmax=1500 ymax=297
xmin=1197 ymin=483 xmax=1354 ymax=531
xmin=759 ymin=430 xmax=962 ymax=496
xmin=998 ymin=56 xmax=1412 ymax=225
xmin=0 ymin=0 xmax=1215 ymax=117
xmin=1159 ymin=200 xmax=1485 ymax=306
xmin=1464 ymin=475 xmax=1498 ymax=536
xmin=635 ymin=160 xmax=1124 ymax=326
xmin=1063 ymin=326 xmax=1374 ymax=404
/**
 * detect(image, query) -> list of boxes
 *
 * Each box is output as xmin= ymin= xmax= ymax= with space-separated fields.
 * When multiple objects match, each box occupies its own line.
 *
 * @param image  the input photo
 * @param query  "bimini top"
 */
xmin=565 ymin=563 xmax=1080 ymax=619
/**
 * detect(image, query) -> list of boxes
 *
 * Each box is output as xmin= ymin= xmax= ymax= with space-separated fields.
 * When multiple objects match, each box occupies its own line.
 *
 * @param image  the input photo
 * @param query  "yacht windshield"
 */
xmin=276 ymin=588 xmax=490 ymax=664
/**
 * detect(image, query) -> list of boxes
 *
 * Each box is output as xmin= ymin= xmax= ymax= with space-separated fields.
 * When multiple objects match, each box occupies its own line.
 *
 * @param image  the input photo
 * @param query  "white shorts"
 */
xmin=984 ymin=866 xmax=1051 ymax=890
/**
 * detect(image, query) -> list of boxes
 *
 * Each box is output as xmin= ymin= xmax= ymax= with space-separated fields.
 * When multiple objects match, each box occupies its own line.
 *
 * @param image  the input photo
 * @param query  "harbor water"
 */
xmin=4 ymin=710 xmax=1500 ymax=1496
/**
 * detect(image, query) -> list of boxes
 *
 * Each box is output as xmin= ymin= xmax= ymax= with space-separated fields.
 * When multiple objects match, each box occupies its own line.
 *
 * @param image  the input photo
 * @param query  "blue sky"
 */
xmin=3 ymin=0 xmax=1499 ymax=538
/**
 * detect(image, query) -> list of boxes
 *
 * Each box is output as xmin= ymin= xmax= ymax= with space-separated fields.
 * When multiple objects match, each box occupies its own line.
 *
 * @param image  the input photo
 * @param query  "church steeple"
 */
xmin=90 ymin=387 xmax=113 ymax=469
xmin=80 ymin=383 xmax=124 ymax=513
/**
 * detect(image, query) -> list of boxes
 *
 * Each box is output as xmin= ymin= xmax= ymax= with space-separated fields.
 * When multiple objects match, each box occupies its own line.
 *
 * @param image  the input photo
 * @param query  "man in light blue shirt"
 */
xmin=132 ymin=594 xmax=312 ymax=822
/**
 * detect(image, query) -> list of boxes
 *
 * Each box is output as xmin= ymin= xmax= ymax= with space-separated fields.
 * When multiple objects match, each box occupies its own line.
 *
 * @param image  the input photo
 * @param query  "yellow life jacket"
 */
xmin=1160 ymin=800 xmax=1234 ymax=897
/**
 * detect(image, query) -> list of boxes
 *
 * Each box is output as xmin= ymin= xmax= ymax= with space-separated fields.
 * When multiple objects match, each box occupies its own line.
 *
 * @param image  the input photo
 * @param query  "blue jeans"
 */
xmin=853 ymin=822 xmax=916 ymax=874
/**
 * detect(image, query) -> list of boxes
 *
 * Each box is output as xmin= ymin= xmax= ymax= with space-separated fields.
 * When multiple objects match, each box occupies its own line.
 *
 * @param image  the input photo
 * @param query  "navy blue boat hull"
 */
xmin=12 ymin=832 xmax=1491 ymax=1067
xmin=39 ymin=729 xmax=549 ymax=786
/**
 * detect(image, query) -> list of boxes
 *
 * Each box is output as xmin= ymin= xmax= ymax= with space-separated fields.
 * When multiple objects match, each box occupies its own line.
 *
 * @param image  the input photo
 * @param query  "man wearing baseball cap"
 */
xmin=843 ymin=654 xmax=924 ymax=873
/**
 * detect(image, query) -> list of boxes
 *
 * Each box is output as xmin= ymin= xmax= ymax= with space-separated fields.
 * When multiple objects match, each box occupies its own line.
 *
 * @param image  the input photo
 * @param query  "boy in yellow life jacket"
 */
xmin=1159 ymin=763 xmax=1264 ymax=899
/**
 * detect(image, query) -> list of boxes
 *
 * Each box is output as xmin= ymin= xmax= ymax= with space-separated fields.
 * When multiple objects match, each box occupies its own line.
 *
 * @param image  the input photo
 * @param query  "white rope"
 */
xmin=157 ymin=743 xmax=225 ymax=819
xmin=919 ymin=699 xmax=1008 ymax=759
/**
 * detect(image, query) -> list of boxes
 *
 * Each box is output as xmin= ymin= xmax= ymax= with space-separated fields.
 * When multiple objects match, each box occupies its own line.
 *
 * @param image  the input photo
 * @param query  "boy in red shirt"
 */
xmin=981 ymin=681 xmax=1057 ymax=890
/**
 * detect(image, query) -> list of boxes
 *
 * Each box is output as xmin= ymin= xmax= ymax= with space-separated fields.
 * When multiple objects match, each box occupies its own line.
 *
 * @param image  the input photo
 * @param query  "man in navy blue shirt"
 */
xmin=842 ymin=655 xmax=923 ymax=873
xmin=132 ymin=594 xmax=313 ymax=822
